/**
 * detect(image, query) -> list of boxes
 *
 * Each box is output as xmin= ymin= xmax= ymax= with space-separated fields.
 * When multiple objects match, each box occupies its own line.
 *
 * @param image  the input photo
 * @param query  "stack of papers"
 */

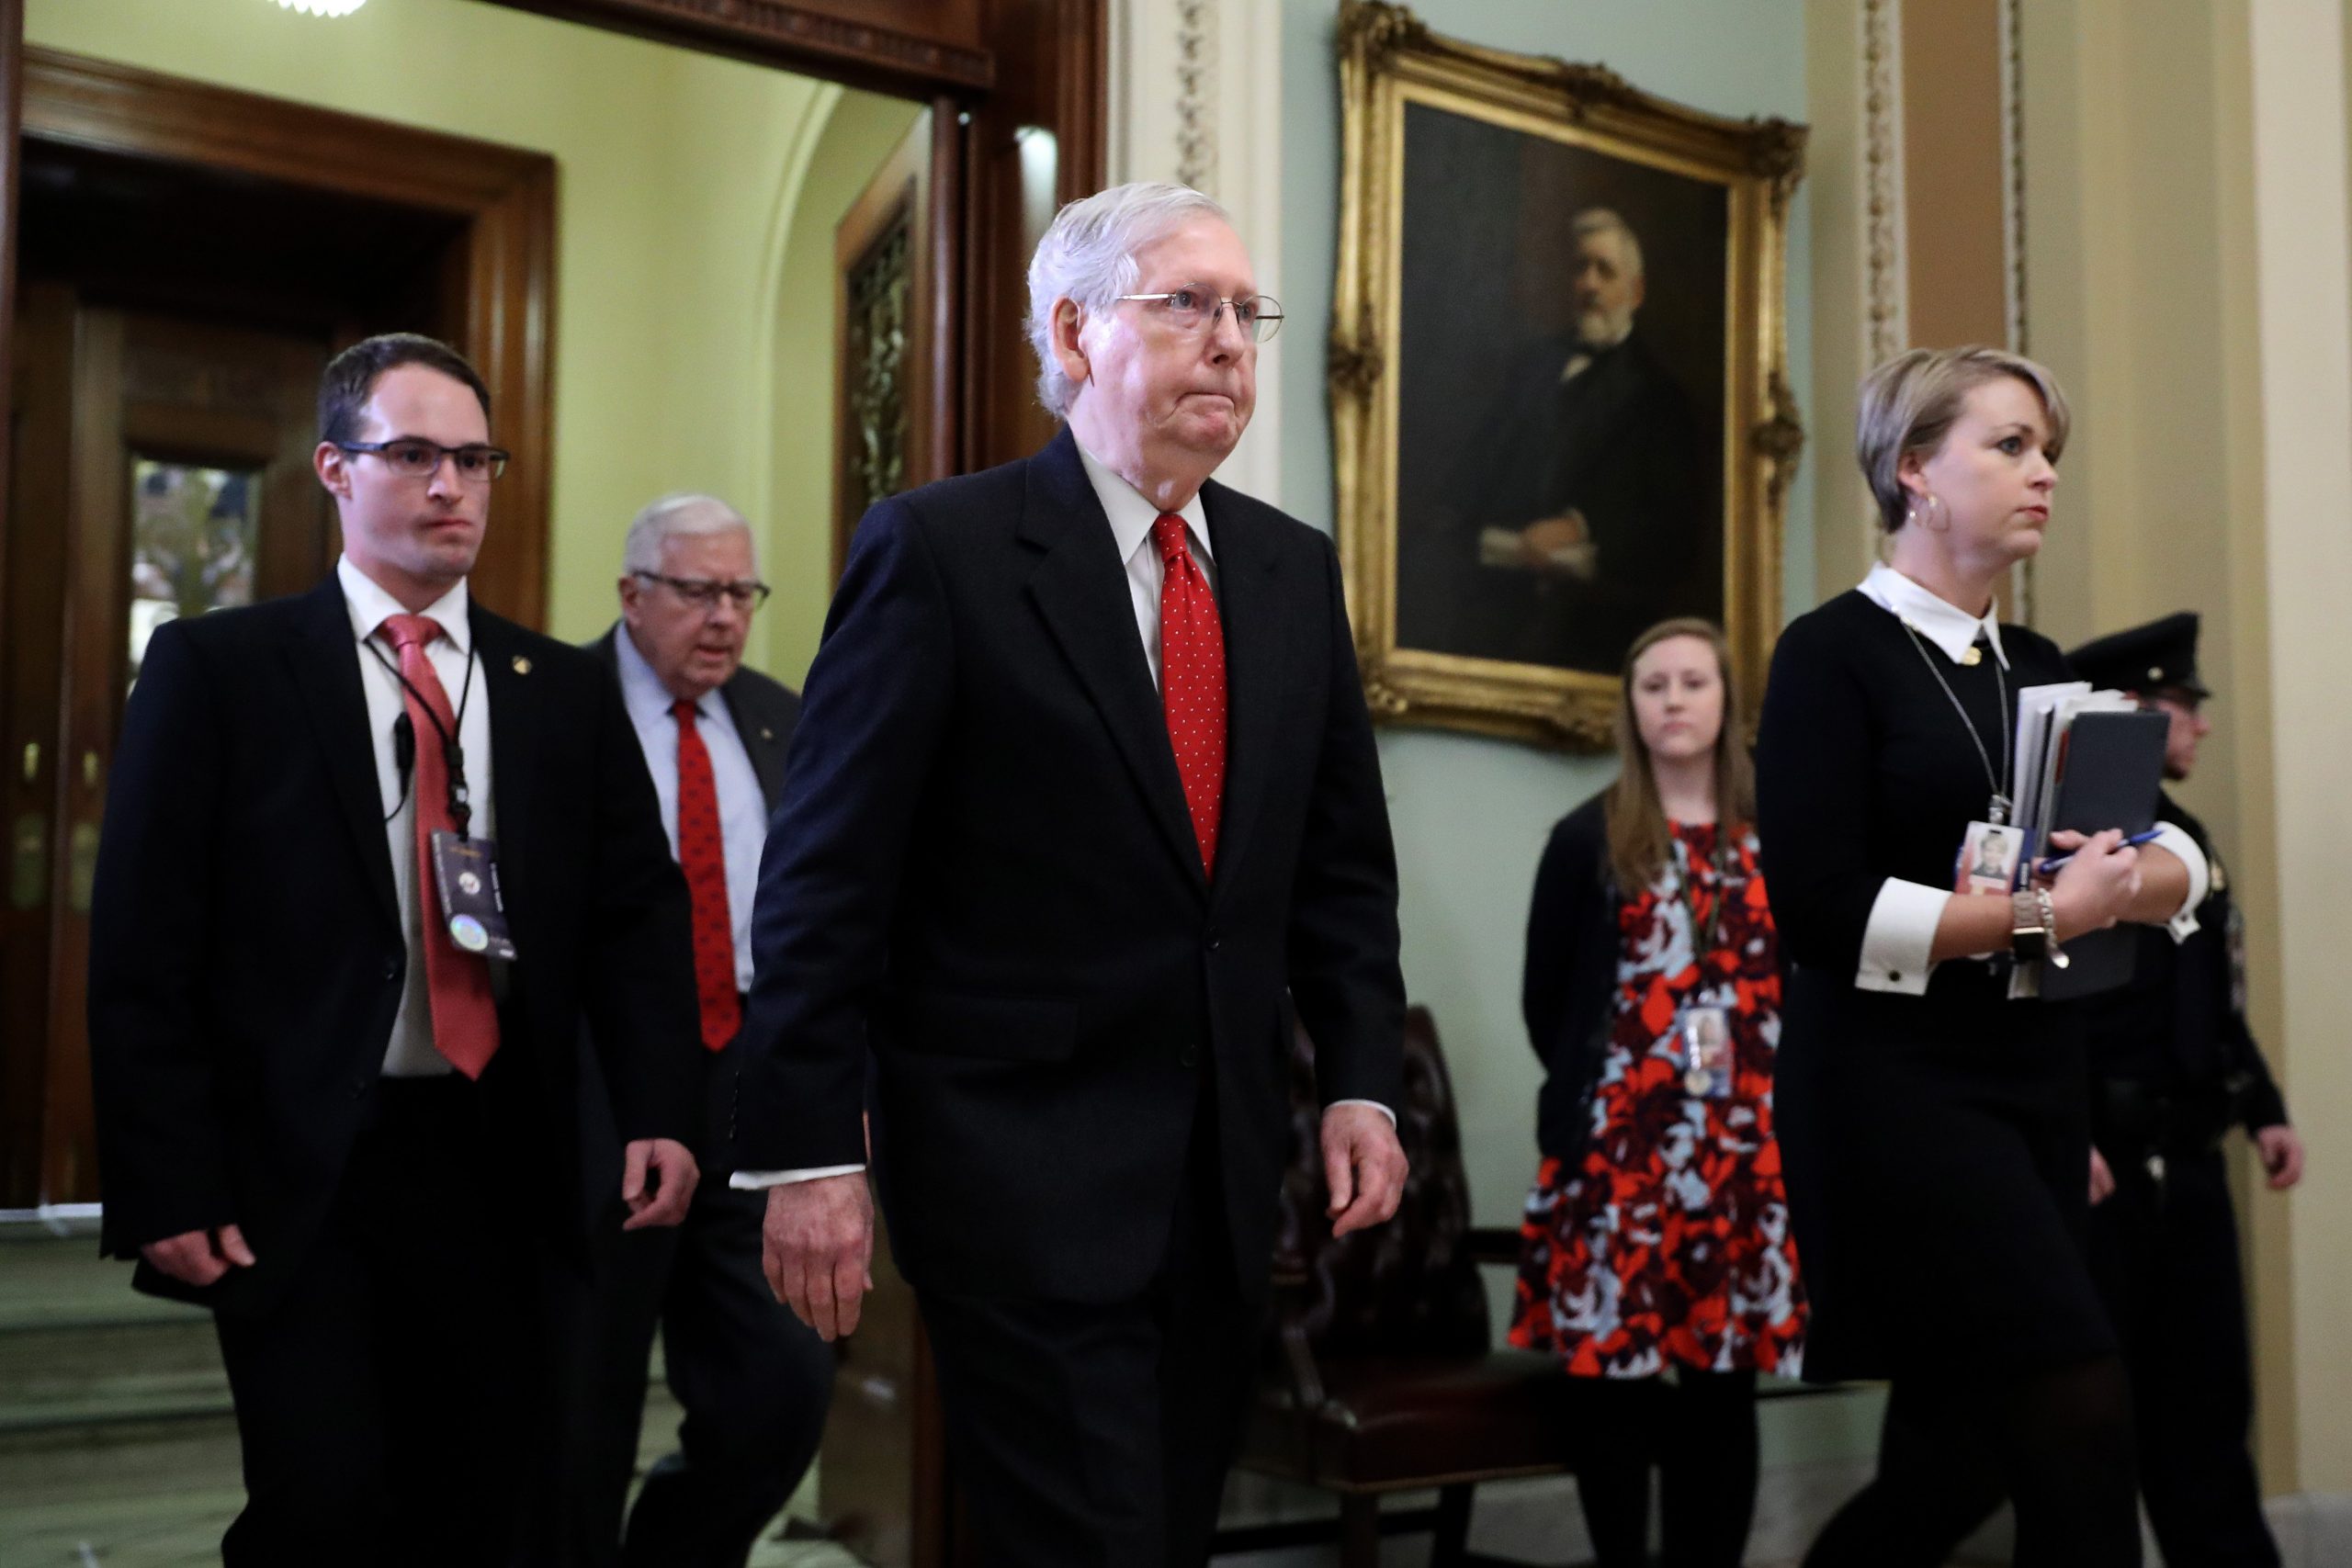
xmin=2007 ymin=682 xmax=2169 ymax=998
xmin=2011 ymin=682 xmax=2138 ymax=863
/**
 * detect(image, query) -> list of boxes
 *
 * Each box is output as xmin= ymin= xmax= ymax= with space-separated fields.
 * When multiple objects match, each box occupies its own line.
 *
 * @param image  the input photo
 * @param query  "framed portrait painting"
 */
xmin=1330 ymin=1 xmax=1806 ymax=748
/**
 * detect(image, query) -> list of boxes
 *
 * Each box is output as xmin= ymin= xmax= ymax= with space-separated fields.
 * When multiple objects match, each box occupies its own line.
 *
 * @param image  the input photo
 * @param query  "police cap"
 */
xmin=2066 ymin=611 xmax=2211 ymax=699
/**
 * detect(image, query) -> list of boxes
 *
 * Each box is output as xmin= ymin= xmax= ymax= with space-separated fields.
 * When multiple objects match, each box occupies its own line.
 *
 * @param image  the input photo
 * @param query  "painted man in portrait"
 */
xmin=1405 ymin=207 xmax=1710 ymax=675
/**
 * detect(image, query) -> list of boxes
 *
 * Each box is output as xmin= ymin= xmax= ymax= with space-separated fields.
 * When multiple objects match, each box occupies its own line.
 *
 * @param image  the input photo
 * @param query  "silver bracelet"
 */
xmin=2035 ymin=886 xmax=2069 ymax=970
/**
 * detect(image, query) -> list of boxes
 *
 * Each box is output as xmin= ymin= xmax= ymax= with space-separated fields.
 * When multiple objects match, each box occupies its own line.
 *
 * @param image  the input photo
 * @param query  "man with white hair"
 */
xmin=1408 ymin=205 xmax=1707 ymax=673
xmin=576 ymin=494 xmax=831 ymax=1567
xmin=731 ymin=182 xmax=1410 ymax=1565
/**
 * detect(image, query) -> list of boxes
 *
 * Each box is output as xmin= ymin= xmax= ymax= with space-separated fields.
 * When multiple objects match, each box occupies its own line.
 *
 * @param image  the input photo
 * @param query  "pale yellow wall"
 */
xmin=2021 ymin=0 xmax=2352 ymax=1498
xmin=1804 ymin=0 xmax=1873 ymax=603
xmin=25 ymin=0 xmax=910 ymax=678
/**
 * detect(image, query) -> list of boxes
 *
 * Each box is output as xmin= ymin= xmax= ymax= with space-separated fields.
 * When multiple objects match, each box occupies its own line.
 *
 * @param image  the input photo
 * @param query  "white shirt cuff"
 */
xmin=729 ymin=1163 xmax=865 ymax=1190
xmin=2145 ymin=823 xmax=2208 ymax=941
xmin=1855 ymin=877 xmax=1951 ymax=996
xmin=729 ymin=1104 xmax=1397 ymax=1190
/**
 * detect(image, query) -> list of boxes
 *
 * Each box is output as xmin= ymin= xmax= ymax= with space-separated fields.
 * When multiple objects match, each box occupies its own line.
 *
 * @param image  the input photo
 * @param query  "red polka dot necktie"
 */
xmin=1154 ymin=513 xmax=1227 ymax=874
xmin=673 ymin=701 xmax=741 ymax=1052
xmin=377 ymin=614 xmax=500 ymax=1077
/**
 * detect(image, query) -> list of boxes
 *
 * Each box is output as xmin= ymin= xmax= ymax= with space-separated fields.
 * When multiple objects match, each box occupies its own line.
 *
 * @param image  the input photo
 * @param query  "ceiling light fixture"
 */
xmin=272 ymin=0 xmax=368 ymax=17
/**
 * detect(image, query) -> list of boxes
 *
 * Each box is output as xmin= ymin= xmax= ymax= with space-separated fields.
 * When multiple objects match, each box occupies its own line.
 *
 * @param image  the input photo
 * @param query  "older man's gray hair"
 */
xmin=623 ymin=492 xmax=758 ymax=576
xmin=1570 ymin=208 xmax=1645 ymax=281
xmin=1024 ymin=181 xmax=1234 ymax=418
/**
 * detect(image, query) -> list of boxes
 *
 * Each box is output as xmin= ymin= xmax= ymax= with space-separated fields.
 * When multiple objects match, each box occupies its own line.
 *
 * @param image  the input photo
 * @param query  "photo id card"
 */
xmin=430 ymin=830 xmax=516 ymax=961
xmin=1679 ymin=1005 xmax=1734 ymax=1100
xmin=1955 ymin=820 xmax=2023 ymax=897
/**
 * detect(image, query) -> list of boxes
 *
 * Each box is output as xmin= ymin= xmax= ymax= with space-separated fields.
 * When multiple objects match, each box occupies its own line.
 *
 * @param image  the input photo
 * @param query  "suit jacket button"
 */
xmin=1179 ymin=1045 xmax=1199 ymax=1068
xmin=1204 ymin=935 xmax=1221 ymax=954
xmin=383 ymin=955 xmax=401 ymax=981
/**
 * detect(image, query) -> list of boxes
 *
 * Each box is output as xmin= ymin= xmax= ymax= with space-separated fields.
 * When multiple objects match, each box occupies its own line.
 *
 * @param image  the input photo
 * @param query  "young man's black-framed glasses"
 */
xmin=335 ymin=438 xmax=511 ymax=483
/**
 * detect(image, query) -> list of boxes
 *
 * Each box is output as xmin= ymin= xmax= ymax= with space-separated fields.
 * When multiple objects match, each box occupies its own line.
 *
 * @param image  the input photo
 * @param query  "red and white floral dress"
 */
xmin=1508 ymin=822 xmax=1807 ymax=1378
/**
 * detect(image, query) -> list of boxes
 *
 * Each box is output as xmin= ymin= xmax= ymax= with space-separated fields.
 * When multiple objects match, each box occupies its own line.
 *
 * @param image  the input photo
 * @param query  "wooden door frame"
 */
xmin=18 ymin=47 xmax=558 ymax=625
xmin=0 ymin=0 xmax=1109 ymax=620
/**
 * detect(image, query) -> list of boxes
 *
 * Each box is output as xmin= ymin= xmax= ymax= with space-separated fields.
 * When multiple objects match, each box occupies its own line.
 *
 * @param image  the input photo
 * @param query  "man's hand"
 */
xmin=1322 ymin=1102 xmax=1408 ymax=1237
xmin=1518 ymin=513 xmax=1597 ymax=580
xmin=762 ymin=1173 xmax=875 ymax=1341
xmin=2255 ymin=1123 xmax=2304 ymax=1191
xmin=621 ymin=1137 xmax=699 ymax=1231
xmin=2088 ymin=1146 xmax=2116 ymax=1206
xmin=141 ymin=1224 xmax=256 ymax=1288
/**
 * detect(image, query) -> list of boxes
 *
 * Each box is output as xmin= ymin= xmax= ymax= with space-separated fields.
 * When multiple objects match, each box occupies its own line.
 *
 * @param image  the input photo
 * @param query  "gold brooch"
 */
xmin=511 ymin=655 xmax=532 ymax=675
xmin=1961 ymin=646 xmax=1983 ymax=667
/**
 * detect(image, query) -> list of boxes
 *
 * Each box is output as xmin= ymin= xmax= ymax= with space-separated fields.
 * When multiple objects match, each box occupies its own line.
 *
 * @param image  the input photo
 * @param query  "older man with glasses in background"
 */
xmin=575 ymin=494 xmax=832 ymax=1568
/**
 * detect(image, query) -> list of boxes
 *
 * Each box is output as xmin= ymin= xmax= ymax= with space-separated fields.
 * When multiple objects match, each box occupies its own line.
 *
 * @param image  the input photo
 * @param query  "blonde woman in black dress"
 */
xmin=1755 ymin=347 xmax=2209 ymax=1567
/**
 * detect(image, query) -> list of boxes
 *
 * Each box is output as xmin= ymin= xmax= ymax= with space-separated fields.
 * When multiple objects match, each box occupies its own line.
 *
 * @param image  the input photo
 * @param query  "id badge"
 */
xmin=430 ymin=830 xmax=516 ymax=961
xmin=1955 ymin=819 xmax=2023 ymax=896
xmin=1679 ymin=1005 xmax=1734 ymax=1100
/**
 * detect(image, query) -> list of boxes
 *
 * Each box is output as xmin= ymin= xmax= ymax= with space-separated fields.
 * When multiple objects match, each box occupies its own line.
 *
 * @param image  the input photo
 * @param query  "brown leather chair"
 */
xmin=1216 ymin=1005 xmax=1580 ymax=1567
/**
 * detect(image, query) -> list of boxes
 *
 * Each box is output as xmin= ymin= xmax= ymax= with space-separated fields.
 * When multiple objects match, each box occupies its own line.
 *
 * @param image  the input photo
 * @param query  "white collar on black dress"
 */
xmin=1858 ymin=561 xmax=2008 ymax=669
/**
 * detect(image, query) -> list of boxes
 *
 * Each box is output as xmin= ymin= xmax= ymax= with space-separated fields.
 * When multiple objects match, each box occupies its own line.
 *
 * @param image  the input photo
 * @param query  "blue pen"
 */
xmin=2033 ymin=828 xmax=2164 ymax=878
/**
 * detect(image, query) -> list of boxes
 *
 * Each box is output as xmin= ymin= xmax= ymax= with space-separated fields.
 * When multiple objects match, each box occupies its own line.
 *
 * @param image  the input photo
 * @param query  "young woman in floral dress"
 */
xmin=1511 ymin=617 xmax=1805 ymax=1568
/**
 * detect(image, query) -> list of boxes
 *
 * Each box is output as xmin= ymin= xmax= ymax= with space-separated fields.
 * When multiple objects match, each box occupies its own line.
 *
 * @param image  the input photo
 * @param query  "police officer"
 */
xmin=2069 ymin=611 xmax=2303 ymax=1567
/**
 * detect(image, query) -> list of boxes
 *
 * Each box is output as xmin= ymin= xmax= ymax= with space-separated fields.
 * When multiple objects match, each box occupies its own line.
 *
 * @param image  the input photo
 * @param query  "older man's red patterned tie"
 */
xmin=673 ymin=701 xmax=741 ymax=1051
xmin=1153 ymin=513 xmax=1227 ymax=873
xmin=377 ymin=614 xmax=499 ymax=1077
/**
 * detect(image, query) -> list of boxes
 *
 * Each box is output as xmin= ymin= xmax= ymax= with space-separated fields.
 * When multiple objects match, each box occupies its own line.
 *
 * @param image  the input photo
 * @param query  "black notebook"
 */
xmin=2038 ymin=708 xmax=2169 ymax=999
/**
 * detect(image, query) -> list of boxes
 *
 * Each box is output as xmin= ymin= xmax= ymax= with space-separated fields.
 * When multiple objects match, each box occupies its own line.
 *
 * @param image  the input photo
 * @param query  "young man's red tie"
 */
xmin=378 ymin=614 xmax=499 ymax=1077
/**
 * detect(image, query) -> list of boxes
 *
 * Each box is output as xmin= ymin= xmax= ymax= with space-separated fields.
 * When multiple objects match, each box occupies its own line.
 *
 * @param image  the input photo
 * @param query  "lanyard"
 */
xmin=1671 ymin=830 xmax=1734 ymax=965
xmin=368 ymin=636 xmax=479 ymax=837
xmin=1900 ymin=621 xmax=2011 ymax=825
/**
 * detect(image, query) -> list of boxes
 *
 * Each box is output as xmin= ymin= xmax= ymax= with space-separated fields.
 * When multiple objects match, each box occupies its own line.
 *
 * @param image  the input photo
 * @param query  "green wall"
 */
xmin=25 ymin=0 xmax=914 ymax=674
xmin=1274 ymin=0 xmax=1872 ymax=1467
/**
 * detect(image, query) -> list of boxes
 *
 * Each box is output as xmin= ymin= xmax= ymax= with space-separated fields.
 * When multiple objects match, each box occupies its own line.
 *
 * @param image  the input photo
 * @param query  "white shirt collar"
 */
xmin=1859 ymin=561 xmax=2007 ymax=667
xmin=614 ymin=620 xmax=713 ymax=723
xmin=1072 ymin=436 xmax=1213 ymax=568
xmin=337 ymin=554 xmax=471 ymax=657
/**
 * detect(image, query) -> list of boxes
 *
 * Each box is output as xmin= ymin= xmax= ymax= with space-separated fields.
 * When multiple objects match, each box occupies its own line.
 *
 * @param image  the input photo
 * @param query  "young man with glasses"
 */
xmin=87 ymin=333 xmax=703 ymax=1566
xmin=573 ymin=494 xmax=831 ymax=1567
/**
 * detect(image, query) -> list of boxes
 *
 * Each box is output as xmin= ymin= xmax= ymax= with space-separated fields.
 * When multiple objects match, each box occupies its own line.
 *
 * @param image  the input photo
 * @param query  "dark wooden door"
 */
xmin=0 ymin=292 xmax=328 ymax=1208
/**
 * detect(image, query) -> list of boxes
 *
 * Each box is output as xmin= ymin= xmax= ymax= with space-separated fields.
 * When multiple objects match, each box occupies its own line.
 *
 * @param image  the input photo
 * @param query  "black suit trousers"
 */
xmin=2089 ymin=1148 xmax=2280 ymax=1567
xmin=913 ymin=1079 xmax=1267 ymax=1568
xmin=211 ymin=1076 xmax=542 ymax=1568
xmin=571 ymin=1036 xmax=834 ymax=1568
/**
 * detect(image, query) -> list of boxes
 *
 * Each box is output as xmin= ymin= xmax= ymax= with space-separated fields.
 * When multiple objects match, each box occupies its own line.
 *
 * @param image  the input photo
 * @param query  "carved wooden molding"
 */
xmin=1756 ymin=368 xmax=1807 ymax=513
xmin=478 ymin=0 xmax=993 ymax=93
xmin=1998 ymin=0 xmax=2033 ymax=620
xmin=22 ymin=47 xmax=558 ymax=628
xmin=1174 ymin=0 xmax=1216 ymax=190
xmin=1999 ymin=0 xmax=2027 ymax=353
xmin=1861 ymin=0 xmax=1907 ymax=366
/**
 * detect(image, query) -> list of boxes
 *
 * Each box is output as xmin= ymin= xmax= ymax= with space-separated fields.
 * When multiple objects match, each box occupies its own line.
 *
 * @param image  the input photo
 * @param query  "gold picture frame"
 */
xmin=1330 ymin=1 xmax=1806 ymax=749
